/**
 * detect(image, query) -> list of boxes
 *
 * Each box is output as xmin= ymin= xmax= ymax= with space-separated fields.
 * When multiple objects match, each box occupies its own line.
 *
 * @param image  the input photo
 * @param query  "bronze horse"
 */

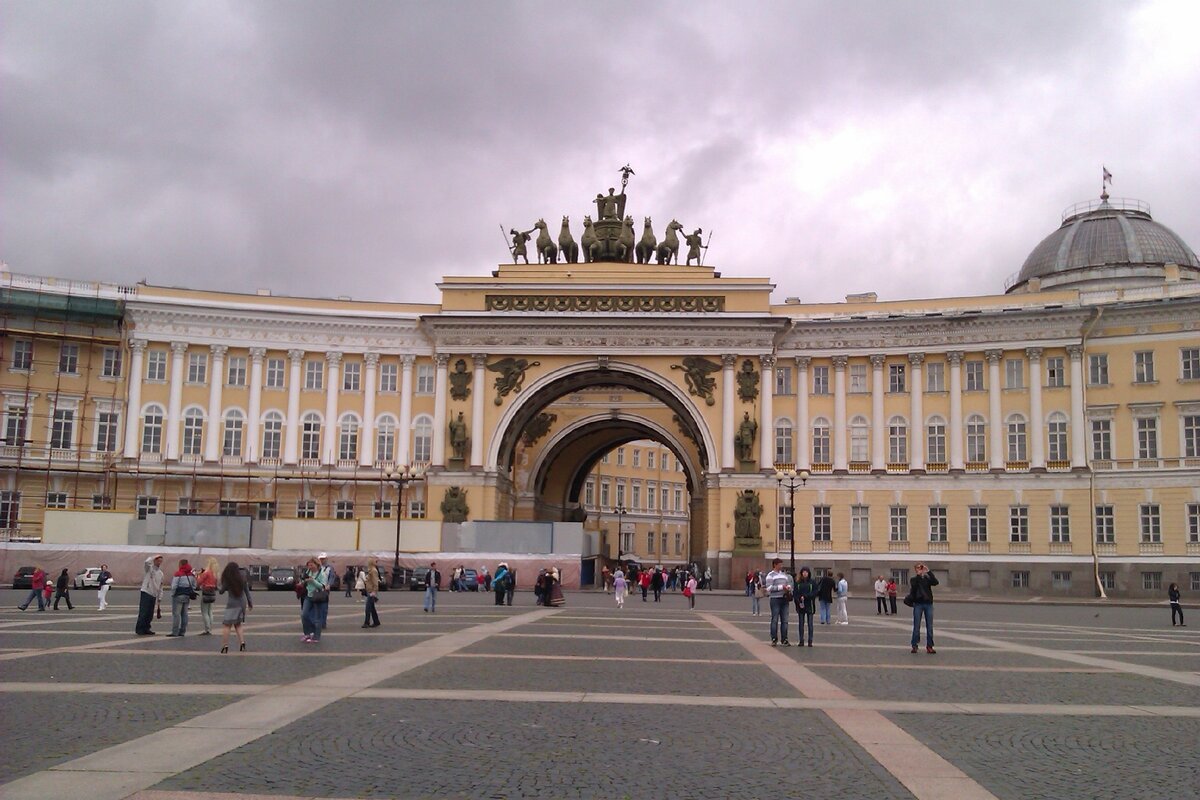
xmin=533 ymin=219 xmax=559 ymax=264
xmin=635 ymin=217 xmax=657 ymax=265
xmin=656 ymin=219 xmax=684 ymax=265
xmin=559 ymin=216 xmax=579 ymax=264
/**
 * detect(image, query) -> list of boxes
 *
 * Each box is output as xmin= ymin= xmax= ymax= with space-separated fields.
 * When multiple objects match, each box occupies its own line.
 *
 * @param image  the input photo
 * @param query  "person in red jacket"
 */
xmin=18 ymin=567 xmax=46 ymax=611
xmin=638 ymin=569 xmax=652 ymax=602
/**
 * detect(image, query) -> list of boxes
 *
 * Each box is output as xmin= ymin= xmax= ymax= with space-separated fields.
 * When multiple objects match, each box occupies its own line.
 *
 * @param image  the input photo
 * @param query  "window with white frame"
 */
xmin=584 ymin=480 xmax=595 ymax=508
xmin=297 ymin=499 xmax=316 ymax=519
xmin=258 ymin=502 xmax=276 ymax=521
xmin=50 ymin=406 xmax=76 ymax=449
xmin=888 ymin=416 xmax=908 ymax=463
xmin=379 ymin=362 xmax=398 ymax=392
xmin=373 ymin=500 xmax=392 ymax=519
xmin=965 ymin=360 xmax=984 ymax=391
xmin=412 ymin=415 xmax=432 ymax=463
xmin=226 ymin=356 xmax=246 ymax=387
xmin=261 ymin=412 xmax=283 ymax=459
xmin=415 ymin=364 xmax=434 ymax=394
xmin=146 ymin=349 xmax=167 ymax=381
xmin=218 ymin=501 xmax=240 ymax=517
xmin=661 ymin=531 xmax=669 ymax=554
xmin=1011 ymin=570 xmax=1030 ymax=588
xmin=4 ymin=403 xmax=28 ymax=446
xmin=1050 ymin=505 xmax=1070 ymax=542
xmin=1006 ymin=414 xmax=1028 ymax=462
xmin=1088 ymin=354 xmax=1108 ymax=386
xmin=10 ymin=340 xmax=33 ymax=371
xmin=812 ymin=418 xmax=831 ymax=464
xmin=0 ymin=491 xmax=20 ymax=528
xmin=1094 ymin=505 xmax=1115 ymax=544
xmin=775 ymin=366 xmax=792 ymax=395
xmin=928 ymin=506 xmax=947 ymax=541
xmin=304 ymin=360 xmax=324 ymax=390
xmin=850 ymin=505 xmax=869 ymax=541
xmin=1009 ymin=506 xmax=1029 ymax=542
xmin=813 ymin=505 xmax=831 ymax=541
xmin=142 ymin=405 xmax=164 ymax=453
xmin=1098 ymin=571 xmax=1116 ymax=591
xmin=777 ymin=503 xmax=793 ymax=541
xmin=600 ymin=479 xmax=610 ymax=508
xmin=926 ymin=361 xmax=945 ymax=392
xmin=408 ymin=499 xmax=427 ymax=519
xmin=58 ymin=343 xmax=79 ymax=374
xmin=660 ymin=485 xmax=669 ymax=511
xmin=849 ymin=364 xmax=868 ymax=393
xmin=675 ymin=531 xmax=683 ymax=554
xmin=673 ymin=486 xmax=683 ymax=512
xmin=966 ymin=415 xmax=987 ymax=462
xmin=647 ymin=450 xmax=655 ymax=470
xmin=646 ymin=532 xmax=655 ymax=553
xmin=616 ymin=481 xmax=626 ymax=507
xmin=300 ymin=412 xmax=322 ymax=460
xmin=888 ymin=363 xmax=906 ymax=393
xmin=811 ymin=366 xmax=829 ymax=395
xmin=375 ymin=416 xmax=396 ymax=463
xmin=95 ymin=409 xmax=119 ymax=452
xmin=1139 ymin=503 xmax=1161 ymax=543
xmin=46 ymin=492 xmax=68 ymax=509
xmin=187 ymin=352 xmax=207 ymax=384
xmin=265 ymin=357 xmax=285 ymax=389
xmin=1005 ymin=358 xmax=1024 ymax=389
xmin=182 ymin=409 xmax=204 ymax=455
xmin=889 ymin=506 xmax=908 ymax=541
xmin=1046 ymin=356 xmax=1065 ymax=387
xmin=1051 ymin=571 xmax=1071 ymax=590
xmin=1142 ymin=571 xmax=1162 ymax=591
xmin=646 ymin=481 xmax=656 ymax=510
xmin=1134 ymin=351 xmax=1155 ymax=383
xmin=91 ymin=494 xmax=112 ymax=510
xmin=335 ymin=501 xmax=354 ymax=520
xmin=1047 ymin=412 xmax=1068 ymax=461
xmin=1182 ymin=348 xmax=1200 ymax=381
xmin=338 ymin=415 xmax=359 ymax=461
xmin=1136 ymin=416 xmax=1159 ymax=459
xmin=342 ymin=361 xmax=361 ymax=391
xmin=926 ymin=416 xmax=946 ymax=463
xmin=177 ymin=497 xmax=198 ymax=515
xmin=775 ymin=419 xmax=794 ymax=464
xmin=223 ymin=410 xmax=244 ymax=457
xmin=1188 ymin=503 xmax=1200 ymax=543
xmin=136 ymin=495 xmax=159 ymax=520
xmin=616 ymin=447 xmax=625 ymax=466
xmin=632 ymin=448 xmax=641 ymax=468
xmin=969 ymin=506 xmax=988 ymax=541
xmin=631 ymin=481 xmax=642 ymax=510
xmin=102 ymin=347 xmax=122 ymax=378
xmin=850 ymin=416 xmax=869 ymax=462
xmin=1182 ymin=414 xmax=1199 ymax=458
xmin=1091 ymin=418 xmax=1112 ymax=460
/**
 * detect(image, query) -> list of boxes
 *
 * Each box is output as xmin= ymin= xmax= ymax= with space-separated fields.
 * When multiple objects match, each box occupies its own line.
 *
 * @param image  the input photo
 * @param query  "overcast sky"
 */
xmin=3 ymin=1 xmax=1198 ymax=306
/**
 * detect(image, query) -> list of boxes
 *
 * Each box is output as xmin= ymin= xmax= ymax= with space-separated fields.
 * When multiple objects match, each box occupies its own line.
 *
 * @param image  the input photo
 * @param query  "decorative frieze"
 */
xmin=485 ymin=294 xmax=723 ymax=313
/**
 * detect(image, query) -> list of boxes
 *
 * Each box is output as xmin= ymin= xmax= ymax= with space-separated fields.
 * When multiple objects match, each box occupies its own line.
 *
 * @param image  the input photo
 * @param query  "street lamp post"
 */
xmin=387 ymin=464 xmax=426 ymax=588
xmin=775 ymin=468 xmax=810 ymax=575
xmin=614 ymin=504 xmax=628 ymax=565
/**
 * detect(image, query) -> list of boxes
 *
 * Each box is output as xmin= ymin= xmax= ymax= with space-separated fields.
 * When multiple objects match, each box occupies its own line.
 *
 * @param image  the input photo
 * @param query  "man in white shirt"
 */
xmin=874 ymin=575 xmax=889 ymax=615
xmin=834 ymin=572 xmax=849 ymax=625
xmin=764 ymin=558 xmax=792 ymax=646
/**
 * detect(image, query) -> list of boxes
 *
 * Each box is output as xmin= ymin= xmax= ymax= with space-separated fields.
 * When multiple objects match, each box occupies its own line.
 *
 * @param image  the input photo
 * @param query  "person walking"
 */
xmin=18 ymin=566 xmax=47 ymax=611
xmin=749 ymin=570 xmax=764 ymax=616
xmin=874 ymin=575 xmax=889 ymax=615
xmin=316 ymin=553 xmax=335 ymax=630
xmin=53 ymin=568 xmax=74 ymax=610
xmin=219 ymin=561 xmax=252 ymax=653
xmin=764 ymin=558 xmax=791 ymax=645
xmin=816 ymin=571 xmax=836 ymax=625
xmin=300 ymin=557 xmax=328 ymax=643
xmin=1169 ymin=583 xmax=1185 ymax=626
xmin=908 ymin=562 xmax=939 ymax=653
xmin=196 ymin=557 xmax=219 ymax=634
xmin=354 ymin=568 xmax=367 ymax=601
xmin=96 ymin=564 xmax=114 ymax=611
xmin=684 ymin=572 xmax=698 ymax=609
xmin=492 ymin=562 xmax=511 ymax=606
xmin=362 ymin=556 xmax=381 ymax=628
xmin=601 ymin=565 xmax=611 ymax=593
xmin=343 ymin=565 xmax=356 ymax=598
xmin=639 ymin=569 xmax=651 ymax=602
xmin=167 ymin=559 xmax=197 ymax=636
xmin=834 ymin=572 xmax=850 ymax=625
xmin=886 ymin=576 xmax=898 ymax=615
xmin=135 ymin=555 xmax=165 ymax=635
xmin=703 ymin=567 xmax=713 ymax=590
xmin=423 ymin=562 xmax=441 ymax=613
xmin=794 ymin=567 xmax=818 ymax=647
xmin=612 ymin=568 xmax=627 ymax=609
xmin=651 ymin=567 xmax=664 ymax=602
xmin=505 ymin=565 xmax=517 ymax=606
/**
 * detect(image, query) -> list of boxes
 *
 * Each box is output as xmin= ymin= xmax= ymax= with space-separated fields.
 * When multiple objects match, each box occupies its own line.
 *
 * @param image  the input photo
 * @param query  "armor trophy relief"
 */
xmin=505 ymin=165 xmax=709 ymax=266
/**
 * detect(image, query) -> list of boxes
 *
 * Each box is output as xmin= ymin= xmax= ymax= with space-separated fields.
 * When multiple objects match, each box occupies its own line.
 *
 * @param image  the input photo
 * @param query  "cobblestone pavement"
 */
xmin=1 ymin=588 xmax=1197 ymax=800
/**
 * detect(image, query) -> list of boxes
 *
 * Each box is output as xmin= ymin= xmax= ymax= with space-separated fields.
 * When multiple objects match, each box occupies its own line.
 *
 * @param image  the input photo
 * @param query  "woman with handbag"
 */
xmin=168 ymin=559 xmax=197 ymax=637
xmin=683 ymin=573 xmax=698 ymax=609
xmin=793 ymin=567 xmax=818 ymax=647
xmin=196 ymin=557 xmax=220 ymax=635
xmin=749 ymin=570 xmax=764 ymax=616
xmin=219 ymin=561 xmax=252 ymax=653
xmin=300 ymin=557 xmax=328 ymax=643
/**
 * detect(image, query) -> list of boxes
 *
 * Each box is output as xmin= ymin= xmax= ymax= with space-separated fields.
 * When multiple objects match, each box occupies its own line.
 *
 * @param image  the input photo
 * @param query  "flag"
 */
xmin=1102 ymin=166 xmax=1113 ymax=185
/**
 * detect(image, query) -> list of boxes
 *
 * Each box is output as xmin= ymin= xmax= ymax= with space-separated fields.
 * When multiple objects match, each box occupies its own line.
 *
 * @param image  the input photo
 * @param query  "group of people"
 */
xmin=608 ymin=564 xmax=698 ymax=609
xmin=17 ymin=566 xmax=89 ymax=611
xmin=761 ymin=558 xmax=940 ymax=653
xmin=134 ymin=554 xmax=252 ymax=653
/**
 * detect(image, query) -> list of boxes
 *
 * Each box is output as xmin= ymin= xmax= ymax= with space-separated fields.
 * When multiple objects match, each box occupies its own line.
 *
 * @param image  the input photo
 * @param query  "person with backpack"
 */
xmin=219 ymin=561 xmax=252 ymax=653
xmin=53 ymin=568 xmax=74 ymax=610
xmin=168 ymin=559 xmax=197 ymax=636
xmin=492 ymin=562 xmax=511 ymax=606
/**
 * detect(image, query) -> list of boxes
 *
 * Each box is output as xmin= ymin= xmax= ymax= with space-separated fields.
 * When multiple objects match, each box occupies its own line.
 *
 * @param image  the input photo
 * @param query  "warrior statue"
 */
xmin=684 ymin=227 xmax=705 ymax=266
xmin=509 ymin=227 xmax=534 ymax=264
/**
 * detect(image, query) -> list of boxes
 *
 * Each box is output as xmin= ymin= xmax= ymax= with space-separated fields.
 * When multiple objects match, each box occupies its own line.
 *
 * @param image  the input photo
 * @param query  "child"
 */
xmin=43 ymin=579 xmax=55 ymax=609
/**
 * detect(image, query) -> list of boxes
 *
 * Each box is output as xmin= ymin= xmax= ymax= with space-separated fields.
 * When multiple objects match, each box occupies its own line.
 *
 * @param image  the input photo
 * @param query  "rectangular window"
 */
xmin=1142 ymin=571 xmax=1163 ymax=591
xmin=297 ymin=499 xmax=316 ymax=519
xmin=1009 ymin=506 xmax=1029 ymax=542
xmin=969 ymin=506 xmax=988 ymax=542
xmin=966 ymin=417 xmax=987 ymax=463
xmin=813 ymin=505 xmax=831 ymax=541
xmin=812 ymin=424 xmax=831 ymax=464
xmin=177 ymin=497 xmax=198 ymax=515
xmin=889 ymin=506 xmax=908 ymax=541
xmin=928 ymin=506 xmax=948 ymax=542
xmin=261 ymin=417 xmax=282 ymax=460
xmin=1099 ymin=571 xmax=1116 ymax=591
xmin=632 ymin=449 xmax=641 ymax=468
xmin=1184 ymin=415 xmax=1200 ymax=458
xmin=599 ymin=480 xmax=610 ymax=508
xmin=927 ymin=420 xmax=948 ymax=463
xmin=1007 ymin=418 xmax=1027 ymax=462
xmin=1136 ymin=417 xmax=1158 ymax=459
xmin=226 ymin=356 xmax=247 ymax=386
xmin=218 ymin=501 xmax=240 ymax=517
xmin=50 ymin=408 xmax=75 ymax=449
xmin=631 ymin=482 xmax=642 ymax=510
xmin=965 ymin=360 xmax=984 ymax=391
xmin=775 ymin=366 xmax=792 ymax=395
xmin=409 ymin=499 xmax=426 ymax=519
xmin=0 ymin=491 xmax=20 ymax=527
xmin=4 ymin=404 xmax=28 ymax=446
xmin=45 ymin=492 xmax=68 ymax=509
xmin=146 ymin=349 xmax=167 ymax=381
xmin=1134 ymin=351 xmax=1155 ymax=383
xmin=777 ymin=503 xmax=793 ymax=541
xmin=1139 ymin=503 xmax=1161 ymax=543
xmin=10 ymin=340 xmax=33 ymax=371
xmin=92 ymin=494 xmax=112 ymax=510
xmin=849 ymin=364 xmax=868 ymax=393
xmin=1187 ymin=503 xmax=1200 ymax=543
xmin=1095 ymin=505 xmax=1115 ymax=544
xmin=257 ymin=502 xmax=276 ymax=521
xmin=926 ymin=361 xmax=945 ymax=392
xmin=1088 ymin=354 xmax=1108 ymax=386
xmin=647 ymin=451 xmax=655 ymax=470
xmin=1191 ymin=572 xmax=1200 ymax=592
xmin=1046 ymin=356 xmax=1065 ymax=387
xmin=1048 ymin=416 xmax=1068 ymax=461
xmin=342 ymin=361 xmax=361 ymax=391
xmin=102 ymin=347 xmax=123 ymax=378
xmin=304 ymin=360 xmax=324 ymax=390
xmin=584 ymin=480 xmax=595 ymax=508
xmin=1005 ymin=358 xmax=1024 ymax=389
xmin=674 ymin=532 xmax=683 ymax=554
xmin=415 ymin=364 xmax=434 ymax=394
xmin=379 ymin=362 xmax=398 ymax=392
xmin=1011 ymin=570 xmax=1030 ymax=589
xmin=1051 ymin=571 xmax=1071 ymax=590
xmin=616 ymin=447 xmax=625 ymax=466
xmin=1050 ymin=505 xmax=1070 ymax=542
xmin=95 ymin=411 xmax=119 ymax=452
xmin=136 ymin=496 xmax=159 ymax=520
xmin=335 ymin=500 xmax=354 ymax=520
xmin=1091 ymin=419 xmax=1112 ymax=460
xmin=646 ymin=481 xmax=656 ymax=510
xmin=661 ymin=486 xmax=669 ymax=511
xmin=661 ymin=531 xmax=668 ymax=554
xmin=58 ymin=343 xmax=80 ymax=374
xmin=1182 ymin=347 xmax=1200 ymax=381
xmin=811 ymin=366 xmax=829 ymax=395
xmin=265 ymin=358 xmax=285 ymax=389
xmin=674 ymin=487 xmax=683 ymax=512
xmin=615 ymin=481 xmax=626 ymax=508
xmin=850 ymin=505 xmax=869 ymax=541
xmin=888 ymin=363 xmax=906 ymax=393
xmin=373 ymin=500 xmax=393 ymax=519
xmin=185 ymin=352 xmax=206 ymax=384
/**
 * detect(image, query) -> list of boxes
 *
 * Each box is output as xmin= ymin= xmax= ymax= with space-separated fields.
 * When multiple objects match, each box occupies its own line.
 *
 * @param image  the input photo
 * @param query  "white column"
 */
xmin=1067 ymin=344 xmax=1087 ymax=468
xmin=246 ymin=348 xmax=264 ymax=463
xmin=360 ymin=352 xmax=379 ymax=467
xmin=909 ymin=353 xmax=925 ymax=470
xmin=203 ymin=345 xmax=227 ymax=462
xmin=323 ymin=351 xmax=342 ymax=464
xmin=284 ymin=349 xmax=303 ymax=464
xmin=721 ymin=354 xmax=736 ymax=470
xmin=759 ymin=355 xmax=775 ymax=468
xmin=870 ymin=354 xmax=886 ymax=471
xmin=986 ymin=349 xmax=1004 ymax=469
xmin=398 ymin=355 xmax=414 ymax=465
xmin=165 ymin=341 xmax=188 ymax=461
xmin=795 ymin=357 xmax=810 ymax=470
xmin=948 ymin=351 xmax=964 ymax=470
xmin=470 ymin=353 xmax=487 ymax=467
xmin=122 ymin=339 xmax=146 ymax=458
xmin=832 ymin=356 xmax=848 ymax=471
xmin=1026 ymin=348 xmax=1044 ymax=469
xmin=431 ymin=353 xmax=449 ymax=467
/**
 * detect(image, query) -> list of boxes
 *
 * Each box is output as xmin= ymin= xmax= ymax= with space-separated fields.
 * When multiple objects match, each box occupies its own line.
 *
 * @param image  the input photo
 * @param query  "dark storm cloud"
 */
xmin=2 ymin=0 xmax=1197 ymax=304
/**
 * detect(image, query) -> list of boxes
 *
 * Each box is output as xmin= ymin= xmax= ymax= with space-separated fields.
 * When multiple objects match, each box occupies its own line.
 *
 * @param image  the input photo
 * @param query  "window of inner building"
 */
xmin=812 ymin=418 xmax=831 ymax=464
xmin=218 ymin=501 xmax=240 ymax=516
xmin=811 ymin=365 xmax=829 ymax=395
xmin=304 ymin=360 xmax=324 ymax=390
xmin=1182 ymin=347 xmax=1200 ymax=381
xmin=632 ymin=448 xmax=641 ymax=468
xmin=1094 ymin=505 xmax=1115 ymax=544
xmin=813 ymin=505 xmax=831 ymax=541
xmin=1099 ymin=571 xmax=1116 ymax=591
xmin=674 ymin=487 xmax=683 ymax=512
xmin=1091 ymin=418 xmax=1112 ymax=460
xmin=616 ymin=481 xmax=626 ymax=508
xmin=222 ymin=410 xmax=244 ymax=457
xmin=1006 ymin=415 xmax=1027 ymax=462
xmin=142 ymin=405 xmax=164 ymax=453
xmin=1136 ymin=417 xmax=1159 ymax=459
xmin=146 ymin=349 xmax=167 ymax=381
xmin=182 ymin=409 xmax=204 ymax=456
xmin=661 ymin=531 xmax=669 ymax=554
xmin=889 ymin=506 xmax=908 ymax=541
xmin=339 ymin=415 xmax=359 ymax=461
xmin=342 ymin=361 xmax=361 ymax=392
xmin=1009 ymin=506 xmax=1029 ymax=542
xmin=849 ymin=364 xmax=868 ymax=393
xmin=301 ymin=412 xmax=322 ymax=460
xmin=0 ymin=491 xmax=20 ymax=527
xmin=775 ymin=366 xmax=792 ymax=395
xmin=661 ymin=485 xmax=669 ymax=511
xmin=1052 ymin=571 xmax=1071 ymax=590
xmin=265 ymin=357 xmax=285 ymax=389
xmin=777 ymin=503 xmax=793 ymax=542
xmin=584 ymin=480 xmax=595 ymax=508
xmin=631 ymin=482 xmax=641 ymax=510
xmin=599 ymin=480 xmax=610 ymax=508
xmin=415 ymin=364 xmax=434 ymax=394
xmin=645 ymin=532 xmax=654 ymax=553
xmin=1046 ymin=356 xmax=1065 ymax=387
xmin=1139 ymin=503 xmax=1161 ymax=543
xmin=1088 ymin=354 xmax=1108 ymax=386
xmin=1134 ymin=351 xmax=1155 ymax=383
xmin=965 ymin=360 xmax=984 ymax=391
xmin=1050 ymin=505 xmax=1070 ymax=542
xmin=297 ymin=499 xmax=316 ymax=519
xmin=10 ymin=340 xmax=33 ymax=371
xmin=888 ymin=363 xmax=906 ymax=393
xmin=3 ymin=403 xmax=28 ymax=447
xmin=102 ymin=346 xmax=122 ymax=378
xmin=226 ymin=356 xmax=246 ymax=387
xmin=616 ymin=447 xmax=625 ymax=466
xmin=1011 ymin=571 xmax=1030 ymax=589
xmin=50 ymin=407 xmax=76 ymax=450
xmin=376 ymin=417 xmax=396 ymax=463
xmin=674 ymin=531 xmax=683 ymax=555
xmin=888 ymin=416 xmax=908 ymax=463
xmin=1142 ymin=571 xmax=1162 ymax=591
xmin=92 ymin=494 xmax=112 ymax=510
xmin=261 ymin=412 xmax=283 ymax=460
xmin=926 ymin=417 xmax=946 ymax=464
xmin=646 ymin=482 xmax=656 ymax=510
xmin=850 ymin=505 xmax=869 ymax=541
xmin=775 ymin=419 xmax=794 ymax=464
xmin=58 ymin=343 xmax=79 ymax=374
xmin=45 ymin=491 xmax=68 ymax=509
xmin=412 ymin=416 xmax=432 ymax=463
xmin=928 ymin=506 xmax=948 ymax=541
xmin=969 ymin=506 xmax=988 ymax=542
xmin=1005 ymin=358 xmax=1024 ymax=389
xmin=1184 ymin=414 xmax=1200 ymax=458
xmin=335 ymin=501 xmax=354 ymax=520
xmin=187 ymin=352 xmax=207 ymax=384
xmin=379 ymin=362 xmax=398 ymax=392
xmin=136 ymin=496 xmax=159 ymax=520
xmin=96 ymin=410 xmax=119 ymax=452
xmin=966 ymin=415 xmax=986 ymax=463
xmin=850 ymin=416 xmax=869 ymax=462
xmin=1187 ymin=503 xmax=1200 ymax=543
xmin=926 ymin=361 xmax=945 ymax=392
xmin=373 ymin=501 xmax=393 ymax=519
xmin=408 ymin=499 xmax=427 ymax=519
xmin=257 ymin=502 xmax=276 ymax=521
xmin=647 ymin=451 xmax=655 ymax=470
xmin=1047 ymin=412 xmax=1068 ymax=461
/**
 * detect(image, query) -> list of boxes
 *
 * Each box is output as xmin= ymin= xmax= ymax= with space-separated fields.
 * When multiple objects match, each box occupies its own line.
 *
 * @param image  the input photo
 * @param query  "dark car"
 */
xmin=408 ymin=566 xmax=434 ymax=591
xmin=267 ymin=567 xmax=299 ymax=591
xmin=12 ymin=566 xmax=36 ymax=590
xmin=461 ymin=568 xmax=479 ymax=591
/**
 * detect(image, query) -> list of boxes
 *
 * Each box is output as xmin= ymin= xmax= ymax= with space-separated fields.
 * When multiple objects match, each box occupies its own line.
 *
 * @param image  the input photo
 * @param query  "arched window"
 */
xmin=926 ymin=415 xmax=947 ymax=464
xmin=1006 ymin=413 xmax=1027 ymax=462
xmin=774 ymin=417 xmax=793 ymax=465
xmin=141 ymin=404 xmax=165 ymax=454
xmin=413 ymin=414 xmax=433 ymax=463
xmin=1047 ymin=412 xmax=1068 ymax=462
xmin=301 ymin=412 xmax=322 ymax=460
xmin=182 ymin=408 xmax=205 ymax=456
xmin=338 ymin=413 xmax=359 ymax=461
xmin=888 ymin=415 xmax=908 ymax=463
xmin=812 ymin=417 xmax=831 ymax=464
xmin=850 ymin=415 xmax=869 ymax=462
xmin=375 ymin=414 xmax=397 ymax=463
xmin=223 ymin=409 xmax=244 ymax=457
xmin=261 ymin=411 xmax=283 ymax=460
xmin=966 ymin=414 xmax=987 ymax=463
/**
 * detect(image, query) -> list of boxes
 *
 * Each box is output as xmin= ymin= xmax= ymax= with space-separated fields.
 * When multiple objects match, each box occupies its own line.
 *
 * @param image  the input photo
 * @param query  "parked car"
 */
xmin=12 ymin=566 xmax=36 ymax=590
xmin=267 ymin=566 xmax=299 ymax=591
xmin=408 ymin=565 xmax=434 ymax=591
xmin=461 ymin=568 xmax=479 ymax=591
xmin=73 ymin=567 xmax=104 ymax=589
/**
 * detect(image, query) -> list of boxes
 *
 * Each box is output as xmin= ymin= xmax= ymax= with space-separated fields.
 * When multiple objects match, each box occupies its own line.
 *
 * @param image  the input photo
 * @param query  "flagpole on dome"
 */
xmin=1101 ymin=165 xmax=1112 ymax=202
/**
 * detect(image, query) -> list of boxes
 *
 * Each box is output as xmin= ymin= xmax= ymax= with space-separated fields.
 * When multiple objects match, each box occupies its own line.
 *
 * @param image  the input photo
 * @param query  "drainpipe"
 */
xmin=1080 ymin=306 xmax=1104 ymax=598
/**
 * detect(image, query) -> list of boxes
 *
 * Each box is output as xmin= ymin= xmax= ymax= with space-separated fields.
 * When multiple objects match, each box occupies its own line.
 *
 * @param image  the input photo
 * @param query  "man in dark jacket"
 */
xmin=909 ymin=562 xmax=939 ymax=654
xmin=793 ymin=567 xmax=819 ymax=647
xmin=816 ymin=572 xmax=837 ymax=624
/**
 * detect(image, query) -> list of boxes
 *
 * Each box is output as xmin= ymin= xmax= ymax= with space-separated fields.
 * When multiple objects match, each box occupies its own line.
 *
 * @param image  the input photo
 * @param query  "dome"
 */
xmin=1007 ymin=195 xmax=1200 ymax=293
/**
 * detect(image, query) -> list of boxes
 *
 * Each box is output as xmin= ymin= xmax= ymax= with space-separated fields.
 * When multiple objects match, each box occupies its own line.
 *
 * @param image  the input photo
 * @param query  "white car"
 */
xmin=73 ymin=567 xmax=104 ymax=589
